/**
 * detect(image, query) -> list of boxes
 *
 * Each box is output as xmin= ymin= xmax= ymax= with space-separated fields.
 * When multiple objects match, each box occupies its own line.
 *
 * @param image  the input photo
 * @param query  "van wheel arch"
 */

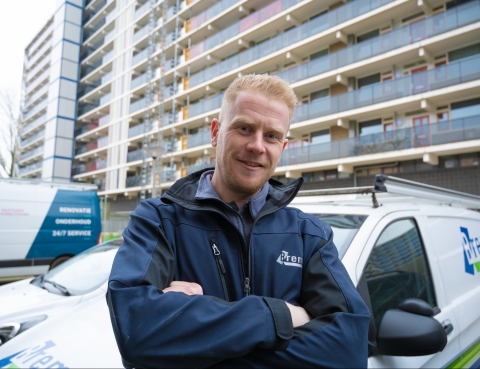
xmin=49 ymin=255 xmax=73 ymax=270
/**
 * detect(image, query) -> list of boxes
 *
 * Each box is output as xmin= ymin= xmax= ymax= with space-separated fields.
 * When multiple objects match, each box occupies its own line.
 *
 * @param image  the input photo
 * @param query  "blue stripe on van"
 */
xmin=26 ymin=189 xmax=101 ymax=259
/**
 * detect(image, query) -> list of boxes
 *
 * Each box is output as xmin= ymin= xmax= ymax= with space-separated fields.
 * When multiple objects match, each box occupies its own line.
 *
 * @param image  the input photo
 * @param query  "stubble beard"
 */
xmin=216 ymin=146 xmax=272 ymax=198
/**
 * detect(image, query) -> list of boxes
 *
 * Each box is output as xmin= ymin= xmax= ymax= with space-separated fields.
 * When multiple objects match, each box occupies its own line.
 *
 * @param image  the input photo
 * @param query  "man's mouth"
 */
xmin=240 ymin=160 xmax=264 ymax=168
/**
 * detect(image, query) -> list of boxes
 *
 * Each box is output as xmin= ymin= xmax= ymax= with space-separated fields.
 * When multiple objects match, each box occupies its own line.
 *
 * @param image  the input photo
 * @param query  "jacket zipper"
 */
xmin=209 ymin=239 xmax=230 ymax=301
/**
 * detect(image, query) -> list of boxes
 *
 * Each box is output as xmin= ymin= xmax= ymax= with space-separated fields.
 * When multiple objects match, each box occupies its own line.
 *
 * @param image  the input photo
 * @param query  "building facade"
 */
xmin=17 ymin=0 xmax=480 ymax=220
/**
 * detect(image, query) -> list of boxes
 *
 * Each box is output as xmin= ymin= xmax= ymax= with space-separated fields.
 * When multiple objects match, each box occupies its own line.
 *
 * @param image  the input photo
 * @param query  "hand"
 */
xmin=285 ymin=302 xmax=312 ymax=328
xmin=162 ymin=281 xmax=204 ymax=295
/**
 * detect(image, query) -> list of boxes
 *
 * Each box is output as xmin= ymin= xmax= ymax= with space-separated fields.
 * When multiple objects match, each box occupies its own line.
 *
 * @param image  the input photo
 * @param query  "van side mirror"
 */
xmin=375 ymin=305 xmax=447 ymax=356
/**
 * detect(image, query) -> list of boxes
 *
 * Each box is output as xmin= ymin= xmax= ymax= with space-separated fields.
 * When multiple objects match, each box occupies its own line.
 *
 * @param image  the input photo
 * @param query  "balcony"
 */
xmin=73 ymin=159 xmax=107 ymax=175
xmin=292 ymin=55 xmax=480 ymax=124
xmin=126 ymin=174 xmax=151 ymax=188
xmin=25 ymin=84 xmax=49 ymax=109
xmin=26 ymin=55 xmax=51 ymax=83
xmin=80 ymin=50 xmax=114 ymax=78
xmin=23 ymin=114 xmax=47 ymax=135
xmin=26 ymin=68 xmax=50 ymax=95
xmin=81 ymin=30 xmax=114 ymax=60
xmin=23 ymin=99 xmax=48 ymax=122
xmin=279 ymin=115 xmax=480 ymax=166
xmin=132 ymin=44 xmax=159 ymax=66
xmin=78 ymin=93 xmax=111 ymax=117
xmin=188 ymin=0 xmax=239 ymax=32
xmin=27 ymin=40 xmax=52 ymax=70
xmin=127 ymin=149 xmax=150 ymax=162
xmin=187 ymin=93 xmax=223 ymax=119
xmin=129 ymin=95 xmax=158 ymax=114
xmin=133 ymin=21 xmax=158 ymax=43
xmin=84 ymin=8 xmax=116 ymax=42
xmin=188 ymin=0 xmax=304 ymax=60
xmin=19 ymin=161 xmax=43 ymax=176
xmin=187 ymin=130 xmax=210 ymax=149
xmin=134 ymin=2 xmax=151 ymax=20
xmin=84 ymin=0 xmax=110 ymax=24
xmin=158 ymin=169 xmax=179 ymax=183
xmin=20 ymin=145 xmax=44 ymax=162
xmin=28 ymin=23 xmax=54 ymax=59
xmin=277 ymin=0 xmax=480 ymax=85
xmin=131 ymin=68 xmax=160 ymax=90
xmin=75 ymin=136 xmax=109 ymax=155
xmin=186 ymin=161 xmax=215 ymax=176
xmin=189 ymin=0 xmax=395 ymax=88
xmin=21 ymin=129 xmax=45 ymax=148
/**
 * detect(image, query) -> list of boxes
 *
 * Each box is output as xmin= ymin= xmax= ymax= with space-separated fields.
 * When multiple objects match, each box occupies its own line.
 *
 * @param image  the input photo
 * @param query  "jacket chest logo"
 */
xmin=276 ymin=251 xmax=303 ymax=268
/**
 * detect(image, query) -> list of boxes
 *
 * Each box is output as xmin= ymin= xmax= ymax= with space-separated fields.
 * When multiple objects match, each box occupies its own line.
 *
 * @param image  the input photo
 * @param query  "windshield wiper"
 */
xmin=43 ymin=279 xmax=71 ymax=296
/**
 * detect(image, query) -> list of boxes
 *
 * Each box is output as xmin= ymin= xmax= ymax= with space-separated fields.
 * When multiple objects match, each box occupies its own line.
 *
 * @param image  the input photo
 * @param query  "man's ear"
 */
xmin=211 ymin=118 xmax=220 ymax=147
xmin=282 ymin=138 xmax=288 ymax=152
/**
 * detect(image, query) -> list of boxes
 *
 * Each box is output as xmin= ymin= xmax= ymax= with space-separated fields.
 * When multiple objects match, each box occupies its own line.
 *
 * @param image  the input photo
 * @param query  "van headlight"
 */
xmin=0 ymin=316 xmax=47 ymax=346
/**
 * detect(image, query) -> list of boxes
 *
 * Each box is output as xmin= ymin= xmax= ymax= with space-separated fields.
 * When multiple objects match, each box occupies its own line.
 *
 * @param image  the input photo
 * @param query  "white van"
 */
xmin=0 ymin=175 xmax=478 ymax=368
xmin=0 ymin=178 xmax=102 ymax=279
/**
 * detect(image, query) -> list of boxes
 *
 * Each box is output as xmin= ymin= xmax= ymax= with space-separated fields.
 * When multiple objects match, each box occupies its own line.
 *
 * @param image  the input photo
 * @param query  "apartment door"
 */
xmin=411 ymin=66 xmax=428 ymax=94
xmin=409 ymin=18 xmax=426 ymax=42
xmin=413 ymin=115 xmax=430 ymax=147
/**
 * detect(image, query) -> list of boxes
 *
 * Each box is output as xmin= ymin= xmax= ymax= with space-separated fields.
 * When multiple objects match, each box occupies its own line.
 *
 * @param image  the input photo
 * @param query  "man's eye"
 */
xmin=266 ymin=133 xmax=277 ymax=140
xmin=239 ymin=126 xmax=249 ymax=132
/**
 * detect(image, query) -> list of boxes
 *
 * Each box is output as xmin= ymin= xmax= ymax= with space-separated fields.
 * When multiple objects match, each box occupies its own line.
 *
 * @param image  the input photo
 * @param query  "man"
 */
xmin=107 ymin=74 xmax=371 ymax=368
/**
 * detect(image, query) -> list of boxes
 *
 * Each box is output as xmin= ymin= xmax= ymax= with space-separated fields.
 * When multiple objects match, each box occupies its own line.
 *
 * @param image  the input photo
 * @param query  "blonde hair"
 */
xmin=219 ymin=74 xmax=298 ymax=123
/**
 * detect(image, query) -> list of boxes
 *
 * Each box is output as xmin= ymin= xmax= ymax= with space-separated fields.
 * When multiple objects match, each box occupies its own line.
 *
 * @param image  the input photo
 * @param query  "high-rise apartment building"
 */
xmin=17 ymin=0 xmax=480 ymax=218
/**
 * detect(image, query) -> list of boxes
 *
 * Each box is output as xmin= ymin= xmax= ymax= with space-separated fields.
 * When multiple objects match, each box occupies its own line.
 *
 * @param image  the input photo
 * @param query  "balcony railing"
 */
xmin=20 ymin=145 xmax=44 ymax=162
xmin=189 ymin=0 xmax=394 ymax=88
xmin=75 ymin=120 xmax=99 ymax=137
xmin=128 ymin=123 xmax=147 ymax=138
xmin=292 ymin=54 xmax=480 ymax=123
xmin=133 ymin=21 xmax=157 ymax=43
xmin=23 ymin=114 xmax=47 ymax=134
xmin=127 ymin=149 xmax=149 ymax=162
xmin=186 ymin=161 xmax=215 ymax=176
xmin=84 ymin=0 xmax=107 ymax=24
xmin=75 ymin=136 xmax=109 ymax=155
xmin=132 ymin=44 xmax=159 ymax=66
xmin=26 ymin=55 xmax=51 ymax=83
xmin=158 ymin=169 xmax=179 ymax=183
xmin=26 ymin=69 xmax=50 ymax=95
xmin=189 ymin=0 xmax=239 ymax=32
xmin=81 ymin=30 xmax=114 ymax=60
xmin=81 ymin=50 xmax=114 ymax=78
xmin=25 ymin=84 xmax=49 ymax=109
xmin=21 ymin=129 xmax=45 ymax=148
xmin=135 ymin=1 xmax=150 ymax=20
xmin=27 ymin=40 xmax=52 ymax=69
xmin=187 ymin=130 xmax=211 ymax=148
xmin=188 ymin=93 xmax=223 ymax=119
xmin=279 ymin=115 xmax=480 ymax=166
xmin=84 ymin=17 xmax=106 ymax=41
xmin=77 ymin=93 xmax=111 ymax=117
xmin=131 ymin=68 xmax=160 ymax=89
xmin=28 ymin=24 xmax=54 ymax=58
xmin=19 ymin=161 xmax=43 ymax=176
xmin=73 ymin=159 xmax=107 ymax=175
xmin=126 ymin=174 xmax=152 ymax=187
xmin=129 ymin=95 xmax=158 ymax=114
xmin=189 ymin=0 xmax=304 ymax=60
xmin=277 ymin=0 xmax=480 ymax=84
xmin=23 ymin=99 xmax=48 ymax=122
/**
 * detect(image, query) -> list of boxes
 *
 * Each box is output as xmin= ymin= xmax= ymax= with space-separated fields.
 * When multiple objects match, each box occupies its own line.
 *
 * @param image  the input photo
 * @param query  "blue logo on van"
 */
xmin=461 ymin=227 xmax=480 ymax=275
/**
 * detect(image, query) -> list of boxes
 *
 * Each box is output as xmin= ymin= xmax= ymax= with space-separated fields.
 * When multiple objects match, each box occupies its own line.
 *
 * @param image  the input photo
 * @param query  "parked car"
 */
xmin=1 ymin=176 xmax=479 ymax=368
xmin=0 ymin=238 xmax=122 ymax=348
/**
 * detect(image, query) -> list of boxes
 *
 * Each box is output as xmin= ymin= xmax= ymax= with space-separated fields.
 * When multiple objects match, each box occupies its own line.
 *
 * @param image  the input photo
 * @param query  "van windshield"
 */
xmin=312 ymin=214 xmax=368 ymax=259
xmin=32 ymin=239 xmax=122 ymax=296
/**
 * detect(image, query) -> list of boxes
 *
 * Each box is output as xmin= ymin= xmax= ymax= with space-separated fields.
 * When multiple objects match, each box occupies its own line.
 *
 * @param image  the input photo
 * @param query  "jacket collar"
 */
xmin=162 ymin=168 xmax=304 ymax=215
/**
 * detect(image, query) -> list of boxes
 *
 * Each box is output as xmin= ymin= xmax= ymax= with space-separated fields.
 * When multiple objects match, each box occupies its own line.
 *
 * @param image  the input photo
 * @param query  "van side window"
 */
xmin=363 ymin=219 xmax=436 ymax=328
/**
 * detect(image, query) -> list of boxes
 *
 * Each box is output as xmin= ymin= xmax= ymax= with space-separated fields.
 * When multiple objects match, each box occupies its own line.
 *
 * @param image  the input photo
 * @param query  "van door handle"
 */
xmin=444 ymin=323 xmax=454 ymax=335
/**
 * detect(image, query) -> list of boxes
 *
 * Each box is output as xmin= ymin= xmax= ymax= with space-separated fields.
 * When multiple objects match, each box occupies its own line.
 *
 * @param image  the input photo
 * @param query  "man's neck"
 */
xmin=210 ymin=178 xmax=257 ymax=209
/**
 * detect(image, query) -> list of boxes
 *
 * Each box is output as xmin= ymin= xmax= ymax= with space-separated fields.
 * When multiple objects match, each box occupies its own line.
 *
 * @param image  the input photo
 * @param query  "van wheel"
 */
xmin=49 ymin=256 xmax=71 ymax=270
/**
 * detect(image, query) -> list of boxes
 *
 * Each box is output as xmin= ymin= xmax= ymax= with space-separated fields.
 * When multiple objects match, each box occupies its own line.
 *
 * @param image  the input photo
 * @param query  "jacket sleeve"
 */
xmin=106 ymin=199 xmax=293 ymax=368
xmin=211 ymin=222 xmax=372 ymax=368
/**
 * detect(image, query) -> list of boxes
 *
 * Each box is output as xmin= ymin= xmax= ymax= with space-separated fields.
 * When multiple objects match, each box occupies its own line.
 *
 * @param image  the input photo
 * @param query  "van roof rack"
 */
xmin=0 ymin=177 xmax=97 ymax=191
xmin=296 ymin=174 xmax=480 ymax=210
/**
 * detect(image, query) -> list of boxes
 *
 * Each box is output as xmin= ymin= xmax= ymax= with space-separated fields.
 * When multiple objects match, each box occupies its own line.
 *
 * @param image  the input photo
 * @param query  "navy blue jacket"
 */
xmin=107 ymin=169 xmax=371 ymax=368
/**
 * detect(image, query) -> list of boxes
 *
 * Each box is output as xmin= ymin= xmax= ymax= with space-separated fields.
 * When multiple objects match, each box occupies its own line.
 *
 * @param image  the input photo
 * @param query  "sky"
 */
xmin=0 ymin=0 xmax=57 ymax=177
xmin=0 ymin=0 xmax=57 ymax=92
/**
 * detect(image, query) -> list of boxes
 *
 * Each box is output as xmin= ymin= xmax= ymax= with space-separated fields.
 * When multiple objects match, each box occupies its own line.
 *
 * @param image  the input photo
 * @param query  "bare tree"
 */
xmin=0 ymin=87 xmax=20 ymax=177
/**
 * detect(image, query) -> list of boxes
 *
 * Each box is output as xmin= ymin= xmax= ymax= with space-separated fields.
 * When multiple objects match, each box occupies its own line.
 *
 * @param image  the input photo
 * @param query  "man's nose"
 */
xmin=246 ymin=132 xmax=266 ymax=154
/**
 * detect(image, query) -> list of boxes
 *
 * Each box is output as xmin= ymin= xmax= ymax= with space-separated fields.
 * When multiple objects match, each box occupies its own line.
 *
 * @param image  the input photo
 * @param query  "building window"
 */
xmin=410 ymin=66 xmax=428 ymax=93
xmin=359 ymin=119 xmax=382 ymax=136
xmin=448 ymin=42 xmax=480 ymax=62
xmin=357 ymin=29 xmax=379 ymax=43
xmin=310 ymin=129 xmax=330 ymax=145
xmin=450 ymin=97 xmax=480 ymax=120
xmin=437 ymin=112 xmax=450 ymax=131
xmin=384 ymin=122 xmax=393 ymax=140
xmin=434 ymin=60 xmax=447 ymax=80
xmin=358 ymin=73 xmax=381 ymax=89
xmin=413 ymin=115 xmax=430 ymax=147
xmin=382 ymin=76 xmax=393 ymax=94
xmin=310 ymin=89 xmax=329 ymax=101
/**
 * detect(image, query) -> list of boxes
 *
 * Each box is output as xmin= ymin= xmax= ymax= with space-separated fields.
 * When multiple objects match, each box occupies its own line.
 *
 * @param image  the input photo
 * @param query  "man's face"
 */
xmin=211 ymin=91 xmax=290 ymax=199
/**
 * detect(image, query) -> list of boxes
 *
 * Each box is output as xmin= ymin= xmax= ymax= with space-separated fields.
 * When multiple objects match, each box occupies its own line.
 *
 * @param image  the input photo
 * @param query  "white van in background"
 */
xmin=0 ymin=178 xmax=102 ymax=279
xmin=0 ymin=175 xmax=478 ymax=368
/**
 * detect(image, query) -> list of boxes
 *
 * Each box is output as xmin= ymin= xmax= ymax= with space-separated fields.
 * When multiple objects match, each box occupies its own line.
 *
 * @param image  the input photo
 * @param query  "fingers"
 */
xmin=163 ymin=281 xmax=204 ymax=295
